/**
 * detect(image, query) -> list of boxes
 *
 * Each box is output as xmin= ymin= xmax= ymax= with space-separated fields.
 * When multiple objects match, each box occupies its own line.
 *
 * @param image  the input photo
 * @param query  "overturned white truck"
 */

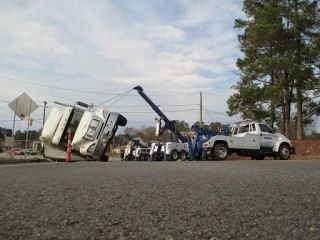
xmin=40 ymin=101 xmax=127 ymax=161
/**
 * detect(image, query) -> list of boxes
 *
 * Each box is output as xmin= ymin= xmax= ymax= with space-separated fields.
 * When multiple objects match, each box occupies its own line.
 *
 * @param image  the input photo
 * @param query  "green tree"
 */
xmin=0 ymin=127 xmax=5 ymax=139
xmin=230 ymin=0 xmax=320 ymax=139
xmin=174 ymin=120 xmax=190 ymax=132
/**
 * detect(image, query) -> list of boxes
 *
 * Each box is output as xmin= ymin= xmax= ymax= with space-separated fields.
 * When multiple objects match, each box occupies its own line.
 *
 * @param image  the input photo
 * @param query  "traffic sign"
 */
xmin=8 ymin=92 xmax=39 ymax=120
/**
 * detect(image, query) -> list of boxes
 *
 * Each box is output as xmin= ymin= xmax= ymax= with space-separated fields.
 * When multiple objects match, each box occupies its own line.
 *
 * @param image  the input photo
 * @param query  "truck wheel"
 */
xmin=100 ymin=155 xmax=109 ymax=162
xmin=179 ymin=150 xmax=187 ymax=161
xmin=278 ymin=144 xmax=290 ymax=160
xmin=255 ymin=155 xmax=265 ymax=160
xmin=213 ymin=144 xmax=228 ymax=161
xmin=170 ymin=149 xmax=179 ymax=161
xmin=196 ymin=149 xmax=203 ymax=161
xmin=116 ymin=114 xmax=127 ymax=127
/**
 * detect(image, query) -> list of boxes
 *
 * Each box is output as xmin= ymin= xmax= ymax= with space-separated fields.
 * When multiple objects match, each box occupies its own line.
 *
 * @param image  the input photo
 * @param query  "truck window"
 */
xmin=239 ymin=125 xmax=249 ymax=133
xmin=60 ymin=109 xmax=84 ymax=147
xmin=259 ymin=124 xmax=273 ymax=134
xmin=250 ymin=124 xmax=256 ymax=132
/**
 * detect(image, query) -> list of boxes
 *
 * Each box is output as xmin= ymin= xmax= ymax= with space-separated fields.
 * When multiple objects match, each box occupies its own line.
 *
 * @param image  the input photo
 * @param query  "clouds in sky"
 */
xmin=0 ymin=0 xmax=245 ymax=132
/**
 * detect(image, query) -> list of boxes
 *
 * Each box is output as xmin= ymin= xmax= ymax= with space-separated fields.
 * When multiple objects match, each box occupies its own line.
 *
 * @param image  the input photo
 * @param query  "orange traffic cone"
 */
xmin=66 ymin=131 xmax=72 ymax=162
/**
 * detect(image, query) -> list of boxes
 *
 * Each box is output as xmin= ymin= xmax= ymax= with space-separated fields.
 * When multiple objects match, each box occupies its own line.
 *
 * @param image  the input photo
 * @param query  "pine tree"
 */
xmin=229 ymin=0 xmax=320 ymax=139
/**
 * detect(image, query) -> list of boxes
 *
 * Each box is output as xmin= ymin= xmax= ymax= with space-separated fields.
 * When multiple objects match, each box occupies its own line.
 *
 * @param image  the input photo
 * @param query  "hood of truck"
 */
xmin=275 ymin=132 xmax=292 ymax=145
xmin=40 ymin=107 xmax=64 ymax=144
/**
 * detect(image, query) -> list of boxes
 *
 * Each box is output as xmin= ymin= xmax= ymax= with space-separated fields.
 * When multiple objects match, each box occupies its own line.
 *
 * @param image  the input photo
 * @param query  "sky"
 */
xmin=0 ymin=0 xmax=247 ymax=134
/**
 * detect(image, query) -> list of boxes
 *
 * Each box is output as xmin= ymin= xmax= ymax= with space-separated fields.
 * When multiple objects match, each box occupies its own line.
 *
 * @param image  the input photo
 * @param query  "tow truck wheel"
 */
xmin=170 ymin=149 xmax=179 ymax=161
xmin=279 ymin=144 xmax=290 ymax=160
xmin=255 ymin=155 xmax=265 ymax=160
xmin=213 ymin=143 xmax=228 ymax=161
xmin=179 ymin=150 xmax=187 ymax=161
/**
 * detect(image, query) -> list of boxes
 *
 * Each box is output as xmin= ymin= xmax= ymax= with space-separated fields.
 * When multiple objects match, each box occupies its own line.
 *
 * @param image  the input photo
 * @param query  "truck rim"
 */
xmin=180 ymin=151 xmax=186 ymax=160
xmin=217 ymin=146 xmax=227 ymax=158
xmin=172 ymin=151 xmax=178 ymax=160
xmin=281 ymin=146 xmax=290 ymax=159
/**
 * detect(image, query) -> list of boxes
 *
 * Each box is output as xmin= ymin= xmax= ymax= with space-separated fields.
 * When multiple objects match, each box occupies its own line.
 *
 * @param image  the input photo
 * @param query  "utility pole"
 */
xmin=43 ymin=101 xmax=47 ymax=126
xmin=200 ymin=92 xmax=203 ymax=127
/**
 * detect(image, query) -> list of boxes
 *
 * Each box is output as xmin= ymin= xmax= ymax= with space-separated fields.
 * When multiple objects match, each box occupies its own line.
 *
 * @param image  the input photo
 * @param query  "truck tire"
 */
xmin=170 ymin=149 xmax=179 ymax=161
xmin=278 ymin=144 xmax=290 ymax=160
xmin=196 ymin=149 xmax=203 ymax=161
xmin=100 ymin=155 xmax=109 ymax=162
xmin=213 ymin=143 xmax=228 ymax=161
xmin=116 ymin=114 xmax=127 ymax=127
xmin=179 ymin=150 xmax=187 ymax=161
xmin=255 ymin=155 xmax=265 ymax=160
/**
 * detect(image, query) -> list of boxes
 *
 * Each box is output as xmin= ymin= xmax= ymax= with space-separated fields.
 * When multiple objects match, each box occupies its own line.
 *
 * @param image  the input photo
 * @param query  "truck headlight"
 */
xmin=87 ymin=144 xmax=96 ymax=153
xmin=103 ymin=109 xmax=108 ymax=118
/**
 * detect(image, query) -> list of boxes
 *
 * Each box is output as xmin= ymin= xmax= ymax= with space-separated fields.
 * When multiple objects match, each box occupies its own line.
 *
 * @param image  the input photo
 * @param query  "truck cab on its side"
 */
xmin=203 ymin=120 xmax=295 ymax=160
xmin=40 ymin=102 xmax=127 ymax=161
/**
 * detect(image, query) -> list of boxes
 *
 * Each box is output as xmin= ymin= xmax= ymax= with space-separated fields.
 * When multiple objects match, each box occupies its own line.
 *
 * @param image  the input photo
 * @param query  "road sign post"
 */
xmin=8 ymin=93 xmax=39 ymax=155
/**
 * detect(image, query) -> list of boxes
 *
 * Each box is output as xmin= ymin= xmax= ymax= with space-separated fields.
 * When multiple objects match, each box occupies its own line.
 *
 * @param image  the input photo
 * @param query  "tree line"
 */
xmin=0 ymin=127 xmax=42 ymax=141
xmin=228 ymin=0 xmax=320 ymax=140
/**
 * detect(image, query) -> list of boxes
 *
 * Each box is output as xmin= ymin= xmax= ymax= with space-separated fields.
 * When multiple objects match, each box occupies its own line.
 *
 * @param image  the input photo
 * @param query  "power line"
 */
xmin=118 ymin=108 xmax=199 ymax=113
xmin=202 ymin=105 xmax=215 ymax=122
xmin=202 ymin=92 xmax=225 ymax=96
xmin=203 ymin=109 xmax=230 ymax=117
xmin=95 ymin=89 xmax=133 ymax=107
xmin=0 ymin=75 xmax=199 ymax=96
xmin=0 ymin=107 xmax=12 ymax=114
xmin=107 ymin=104 xmax=200 ymax=108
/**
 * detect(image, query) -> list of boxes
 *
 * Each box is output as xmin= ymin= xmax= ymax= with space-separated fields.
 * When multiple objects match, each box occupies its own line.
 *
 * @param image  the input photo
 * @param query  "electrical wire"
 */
xmin=0 ymin=75 xmax=200 ymax=96
xmin=202 ymin=92 xmax=225 ymax=96
xmin=0 ymin=107 xmax=12 ymax=114
xmin=95 ymin=89 xmax=133 ymax=107
xmin=203 ymin=109 xmax=230 ymax=117
xmin=117 ymin=108 xmax=199 ymax=113
xmin=202 ymin=105 xmax=215 ymax=122
xmin=106 ymin=104 xmax=200 ymax=108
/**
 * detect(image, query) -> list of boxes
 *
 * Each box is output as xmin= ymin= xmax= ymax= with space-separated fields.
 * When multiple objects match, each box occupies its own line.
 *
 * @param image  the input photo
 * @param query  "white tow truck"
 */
xmin=40 ymin=101 xmax=127 ymax=161
xmin=122 ymin=136 xmax=151 ymax=161
xmin=203 ymin=120 xmax=296 ymax=160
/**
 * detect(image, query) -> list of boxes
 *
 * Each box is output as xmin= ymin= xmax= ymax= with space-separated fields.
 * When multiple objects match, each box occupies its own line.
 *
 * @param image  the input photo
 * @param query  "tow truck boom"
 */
xmin=133 ymin=86 xmax=187 ymax=143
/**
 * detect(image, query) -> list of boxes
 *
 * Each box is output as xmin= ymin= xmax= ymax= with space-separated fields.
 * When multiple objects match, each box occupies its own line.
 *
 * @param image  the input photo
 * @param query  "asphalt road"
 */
xmin=0 ymin=159 xmax=319 ymax=240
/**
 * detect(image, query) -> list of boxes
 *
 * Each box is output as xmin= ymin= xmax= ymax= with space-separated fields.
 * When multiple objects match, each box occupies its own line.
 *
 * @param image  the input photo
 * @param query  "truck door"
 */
xmin=243 ymin=134 xmax=260 ymax=149
xmin=258 ymin=124 xmax=277 ymax=148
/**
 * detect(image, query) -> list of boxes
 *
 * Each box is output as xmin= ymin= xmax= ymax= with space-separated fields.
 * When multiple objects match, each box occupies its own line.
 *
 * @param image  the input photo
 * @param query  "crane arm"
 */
xmin=133 ymin=86 xmax=187 ymax=143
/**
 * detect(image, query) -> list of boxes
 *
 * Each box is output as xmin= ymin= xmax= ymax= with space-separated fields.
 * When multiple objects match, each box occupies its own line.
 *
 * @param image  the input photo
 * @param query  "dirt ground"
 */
xmin=290 ymin=139 xmax=320 ymax=160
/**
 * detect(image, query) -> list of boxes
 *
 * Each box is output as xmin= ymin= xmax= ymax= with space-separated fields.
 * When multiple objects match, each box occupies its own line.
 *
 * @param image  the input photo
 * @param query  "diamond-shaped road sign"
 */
xmin=8 ymin=92 xmax=39 ymax=120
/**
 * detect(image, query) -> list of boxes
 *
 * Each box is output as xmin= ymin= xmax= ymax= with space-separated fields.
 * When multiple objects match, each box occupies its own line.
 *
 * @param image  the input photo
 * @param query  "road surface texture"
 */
xmin=0 ymin=160 xmax=319 ymax=240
